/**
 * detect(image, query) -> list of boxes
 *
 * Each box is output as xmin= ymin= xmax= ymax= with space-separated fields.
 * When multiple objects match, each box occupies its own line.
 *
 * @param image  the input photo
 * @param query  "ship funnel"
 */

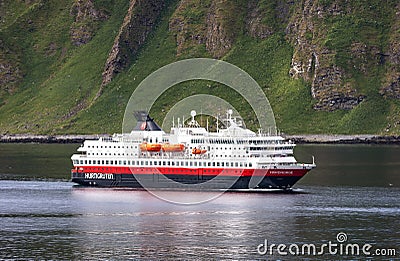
xmin=133 ymin=111 xmax=162 ymax=131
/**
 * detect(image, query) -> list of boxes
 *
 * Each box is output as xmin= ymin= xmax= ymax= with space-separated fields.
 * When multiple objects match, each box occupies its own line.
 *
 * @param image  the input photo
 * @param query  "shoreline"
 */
xmin=1 ymin=134 xmax=400 ymax=144
xmin=0 ymin=134 xmax=110 ymax=144
xmin=284 ymin=134 xmax=400 ymax=144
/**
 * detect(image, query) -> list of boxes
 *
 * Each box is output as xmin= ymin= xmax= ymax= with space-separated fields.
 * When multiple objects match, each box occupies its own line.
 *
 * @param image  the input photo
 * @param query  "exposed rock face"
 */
xmin=0 ymin=41 xmax=22 ymax=95
xmin=0 ymin=60 xmax=22 ymax=94
xmin=101 ymin=0 xmax=165 ymax=86
xmin=245 ymin=0 xmax=273 ymax=39
xmin=287 ymin=1 xmax=332 ymax=82
xmin=169 ymin=0 xmax=240 ymax=58
xmin=205 ymin=0 xmax=235 ymax=58
xmin=381 ymin=3 xmax=400 ymax=99
xmin=70 ymin=0 xmax=108 ymax=46
xmin=286 ymin=0 xmax=364 ymax=111
xmin=382 ymin=75 xmax=400 ymax=99
xmin=349 ymin=42 xmax=381 ymax=75
xmin=169 ymin=0 xmax=208 ymax=56
xmin=245 ymin=0 xmax=292 ymax=40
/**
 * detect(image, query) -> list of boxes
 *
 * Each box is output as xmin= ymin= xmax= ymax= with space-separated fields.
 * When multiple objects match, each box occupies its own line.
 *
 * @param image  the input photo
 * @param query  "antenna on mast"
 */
xmin=190 ymin=110 xmax=196 ymax=122
xmin=200 ymin=107 xmax=203 ymax=127
xmin=227 ymin=109 xmax=233 ymax=126
xmin=188 ymin=110 xmax=200 ymax=127
xmin=216 ymin=114 xmax=219 ymax=132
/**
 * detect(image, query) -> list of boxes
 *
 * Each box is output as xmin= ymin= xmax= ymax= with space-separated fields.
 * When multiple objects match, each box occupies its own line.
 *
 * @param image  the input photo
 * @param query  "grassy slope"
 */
xmin=0 ymin=0 xmax=129 ymax=133
xmin=0 ymin=0 xmax=399 ymax=135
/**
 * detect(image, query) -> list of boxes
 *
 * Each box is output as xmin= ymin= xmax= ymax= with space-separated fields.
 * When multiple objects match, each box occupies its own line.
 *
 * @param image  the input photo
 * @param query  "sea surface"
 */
xmin=0 ymin=143 xmax=399 ymax=260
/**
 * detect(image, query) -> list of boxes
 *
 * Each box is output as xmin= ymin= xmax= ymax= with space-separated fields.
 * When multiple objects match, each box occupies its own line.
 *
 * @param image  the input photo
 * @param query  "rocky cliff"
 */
xmin=101 ymin=0 xmax=165 ymax=87
xmin=169 ymin=0 xmax=209 ymax=56
xmin=101 ymin=0 xmax=400 ymax=111
xmin=0 ymin=40 xmax=22 ymax=98
xmin=169 ymin=0 xmax=242 ymax=58
xmin=380 ymin=3 xmax=400 ymax=99
xmin=245 ymin=0 xmax=274 ymax=39
xmin=286 ymin=0 xmax=365 ymax=111
xmin=70 ymin=0 xmax=108 ymax=46
xmin=169 ymin=0 xmax=398 ymax=112
xmin=1 ymin=0 xmax=400 ymax=134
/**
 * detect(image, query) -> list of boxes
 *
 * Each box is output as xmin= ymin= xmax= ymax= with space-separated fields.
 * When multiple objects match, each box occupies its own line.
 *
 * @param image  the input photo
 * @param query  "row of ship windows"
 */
xmin=87 ymin=153 xmax=136 ymax=156
xmin=210 ymin=147 xmax=242 ymax=150
xmin=85 ymin=152 xmax=289 ymax=158
xmin=214 ymin=154 xmax=247 ymax=158
xmin=85 ymin=144 xmax=290 ymax=151
xmin=87 ymin=145 xmax=138 ymax=149
xmin=189 ymin=147 xmax=245 ymax=152
xmin=73 ymin=159 xmax=253 ymax=168
xmin=191 ymin=139 xmax=285 ymax=145
xmin=87 ymin=152 xmax=248 ymax=158
xmin=238 ymin=140 xmax=283 ymax=145
xmin=146 ymin=138 xmax=168 ymax=143
xmin=209 ymin=147 xmax=290 ymax=151
xmin=249 ymin=147 xmax=292 ymax=151
xmin=192 ymin=139 xmax=236 ymax=144
xmin=86 ymin=152 xmax=252 ymax=158
xmin=195 ymin=147 xmax=291 ymax=151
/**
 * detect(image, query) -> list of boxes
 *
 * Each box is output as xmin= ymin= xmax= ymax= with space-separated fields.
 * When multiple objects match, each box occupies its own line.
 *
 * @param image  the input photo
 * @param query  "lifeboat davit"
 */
xmin=162 ymin=143 xmax=185 ymax=152
xmin=192 ymin=148 xmax=207 ymax=154
xmin=140 ymin=143 xmax=161 ymax=152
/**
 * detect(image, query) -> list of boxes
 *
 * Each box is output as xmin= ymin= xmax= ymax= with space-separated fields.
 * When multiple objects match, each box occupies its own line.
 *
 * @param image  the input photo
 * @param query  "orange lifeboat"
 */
xmin=162 ymin=143 xmax=185 ymax=152
xmin=192 ymin=148 xmax=207 ymax=154
xmin=140 ymin=143 xmax=161 ymax=152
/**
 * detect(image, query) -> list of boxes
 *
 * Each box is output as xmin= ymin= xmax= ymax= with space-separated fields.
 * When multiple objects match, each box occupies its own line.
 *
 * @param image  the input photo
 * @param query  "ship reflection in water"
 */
xmin=70 ymin=187 xmax=400 ymax=259
xmin=2 ymin=181 xmax=398 ymax=260
xmin=71 ymin=187 xmax=303 ymax=258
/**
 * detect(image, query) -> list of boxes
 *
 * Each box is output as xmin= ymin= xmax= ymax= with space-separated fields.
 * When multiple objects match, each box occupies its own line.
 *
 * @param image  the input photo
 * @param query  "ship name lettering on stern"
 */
xmin=270 ymin=171 xmax=293 ymax=175
xmin=85 ymin=173 xmax=114 ymax=179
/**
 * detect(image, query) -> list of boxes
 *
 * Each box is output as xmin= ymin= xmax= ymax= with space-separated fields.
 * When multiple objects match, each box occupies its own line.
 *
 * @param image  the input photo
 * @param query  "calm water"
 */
xmin=0 ymin=144 xmax=399 ymax=260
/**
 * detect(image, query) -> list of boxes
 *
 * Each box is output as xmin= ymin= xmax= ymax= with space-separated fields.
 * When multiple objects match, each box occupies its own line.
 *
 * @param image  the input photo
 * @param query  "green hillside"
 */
xmin=0 ymin=0 xmax=399 ymax=135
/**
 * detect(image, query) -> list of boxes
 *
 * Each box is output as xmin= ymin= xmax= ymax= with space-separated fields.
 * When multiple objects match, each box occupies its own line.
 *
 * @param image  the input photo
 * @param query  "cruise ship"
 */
xmin=71 ymin=110 xmax=316 ymax=190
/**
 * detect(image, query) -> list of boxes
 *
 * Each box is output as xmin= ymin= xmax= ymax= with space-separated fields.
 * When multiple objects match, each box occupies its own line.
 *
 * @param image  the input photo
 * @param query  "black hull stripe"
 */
xmin=71 ymin=173 xmax=305 ymax=189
